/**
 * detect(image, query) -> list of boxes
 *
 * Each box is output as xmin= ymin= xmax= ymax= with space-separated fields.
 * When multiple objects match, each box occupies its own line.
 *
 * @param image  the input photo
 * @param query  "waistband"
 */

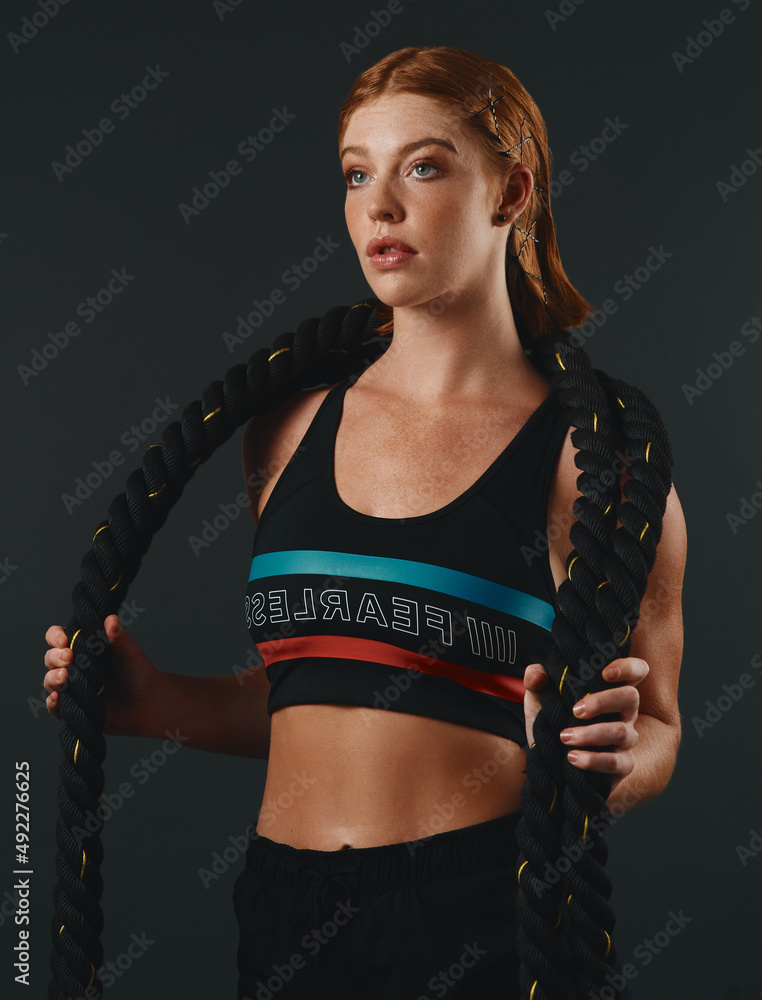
xmin=244 ymin=808 xmax=523 ymax=895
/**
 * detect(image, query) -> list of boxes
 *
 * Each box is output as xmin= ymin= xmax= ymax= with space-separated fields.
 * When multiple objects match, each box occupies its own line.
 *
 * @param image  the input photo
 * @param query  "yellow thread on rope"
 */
xmin=203 ymin=407 xmax=221 ymax=423
xmin=554 ymin=906 xmax=562 ymax=930
xmin=96 ymin=682 xmax=105 ymax=696
xmin=567 ymin=554 xmax=578 ymax=580
xmin=93 ymin=524 xmax=108 ymax=540
xmin=558 ymin=664 xmax=569 ymax=694
xmin=108 ymin=574 xmax=121 ymax=591
xmin=70 ymin=629 xmax=81 ymax=650
xmin=639 ymin=521 xmax=650 ymax=542
xmin=80 ymin=850 xmax=86 ymax=880
xmin=147 ymin=443 xmax=162 ymax=450
xmin=645 ymin=441 xmax=651 ymax=462
xmin=350 ymin=301 xmax=372 ymax=309
xmin=555 ymin=352 xmax=566 ymax=370
xmin=604 ymin=501 xmax=611 ymax=515
xmin=602 ymin=929 xmax=611 ymax=960
xmin=327 ymin=348 xmax=350 ymax=354
xmin=87 ymin=964 xmax=95 ymax=989
xmin=147 ymin=483 xmax=166 ymax=498
xmin=190 ymin=457 xmax=201 ymax=467
xmin=618 ymin=624 xmax=631 ymax=646
xmin=530 ymin=742 xmax=536 ymax=749
xmin=59 ymin=924 xmax=64 ymax=935
xmin=549 ymin=783 xmax=557 ymax=813
xmin=596 ymin=580 xmax=609 ymax=590
xmin=73 ymin=740 xmax=80 ymax=765
xmin=583 ymin=813 xmax=589 ymax=844
xmin=593 ymin=411 xmax=597 ymax=432
xmin=529 ymin=981 xmax=538 ymax=1000
xmin=517 ymin=860 xmax=529 ymax=886
xmin=267 ymin=347 xmax=290 ymax=362
xmin=616 ymin=395 xmax=625 ymax=408
xmin=567 ymin=893 xmax=573 ymax=906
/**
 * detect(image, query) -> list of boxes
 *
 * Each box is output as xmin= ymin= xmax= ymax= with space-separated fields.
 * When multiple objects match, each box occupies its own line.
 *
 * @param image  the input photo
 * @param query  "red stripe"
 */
xmin=256 ymin=635 xmax=525 ymax=704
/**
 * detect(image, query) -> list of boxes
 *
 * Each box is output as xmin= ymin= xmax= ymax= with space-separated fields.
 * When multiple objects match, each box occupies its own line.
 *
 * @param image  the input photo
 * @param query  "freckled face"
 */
xmin=340 ymin=92 xmax=503 ymax=312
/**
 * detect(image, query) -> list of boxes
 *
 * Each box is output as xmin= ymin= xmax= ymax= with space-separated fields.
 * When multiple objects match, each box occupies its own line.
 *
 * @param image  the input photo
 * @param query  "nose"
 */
xmin=366 ymin=176 xmax=405 ymax=224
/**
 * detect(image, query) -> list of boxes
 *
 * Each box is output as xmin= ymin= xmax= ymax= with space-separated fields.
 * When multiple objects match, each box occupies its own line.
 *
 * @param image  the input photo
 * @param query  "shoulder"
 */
xmin=241 ymin=382 xmax=341 ymax=527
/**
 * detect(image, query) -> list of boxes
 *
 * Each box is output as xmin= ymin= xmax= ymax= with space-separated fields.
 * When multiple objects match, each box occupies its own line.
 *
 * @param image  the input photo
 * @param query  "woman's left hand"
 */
xmin=523 ymin=657 xmax=649 ymax=796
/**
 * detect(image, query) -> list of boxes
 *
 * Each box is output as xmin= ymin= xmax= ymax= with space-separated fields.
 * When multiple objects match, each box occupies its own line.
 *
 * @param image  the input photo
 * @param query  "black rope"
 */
xmin=46 ymin=297 xmax=673 ymax=1000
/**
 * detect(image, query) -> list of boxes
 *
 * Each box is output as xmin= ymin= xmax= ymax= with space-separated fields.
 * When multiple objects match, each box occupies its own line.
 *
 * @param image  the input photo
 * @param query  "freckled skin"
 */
xmin=253 ymin=92 xmax=658 ymax=850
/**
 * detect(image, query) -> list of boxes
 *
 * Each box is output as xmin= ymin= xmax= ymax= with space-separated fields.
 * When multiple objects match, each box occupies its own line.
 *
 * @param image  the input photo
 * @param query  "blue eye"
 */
xmin=344 ymin=169 xmax=369 ymax=188
xmin=343 ymin=158 xmax=442 ymax=189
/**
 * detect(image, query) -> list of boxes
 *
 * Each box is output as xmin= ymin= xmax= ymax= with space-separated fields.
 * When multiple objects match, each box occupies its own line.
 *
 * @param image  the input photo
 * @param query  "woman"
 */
xmin=43 ymin=46 xmax=685 ymax=999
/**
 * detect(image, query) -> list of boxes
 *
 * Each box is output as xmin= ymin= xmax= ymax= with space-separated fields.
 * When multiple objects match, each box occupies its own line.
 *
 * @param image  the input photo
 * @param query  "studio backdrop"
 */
xmin=2 ymin=0 xmax=760 ymax=997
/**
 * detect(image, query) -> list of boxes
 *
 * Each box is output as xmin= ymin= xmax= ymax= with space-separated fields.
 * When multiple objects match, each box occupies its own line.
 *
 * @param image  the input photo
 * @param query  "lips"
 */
xmin=366 ymin=236 xmax=417 ymax=257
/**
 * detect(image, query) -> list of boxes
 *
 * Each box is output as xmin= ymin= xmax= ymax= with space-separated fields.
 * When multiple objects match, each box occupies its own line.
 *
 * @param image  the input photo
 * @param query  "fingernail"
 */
xmin=607 ymin=666 xmax=619 ymax=680
xmin=567 ymin=752 xmax=579 ymax=763
xmin=57 ymin=670 xmax=65 ymax=681
xmin=573 ymin=701 xmax=586 ymax=716
xmin=559 ymin=730 xmax=573 ymax=742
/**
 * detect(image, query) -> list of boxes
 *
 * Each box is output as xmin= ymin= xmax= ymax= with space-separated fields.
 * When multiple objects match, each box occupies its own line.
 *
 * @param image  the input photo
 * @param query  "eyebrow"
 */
xmin=339 ymin=137 xmax=459 ymax=160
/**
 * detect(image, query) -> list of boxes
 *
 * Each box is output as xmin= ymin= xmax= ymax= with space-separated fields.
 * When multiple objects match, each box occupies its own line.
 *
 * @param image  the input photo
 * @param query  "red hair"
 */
xmin=338 ymin=45 xmax=596 ymax=340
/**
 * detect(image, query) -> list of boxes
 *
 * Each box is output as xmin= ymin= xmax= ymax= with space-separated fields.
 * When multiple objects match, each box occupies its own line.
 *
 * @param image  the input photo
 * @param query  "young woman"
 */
xmin=43 ymin=46 xmax=685 ymax=1000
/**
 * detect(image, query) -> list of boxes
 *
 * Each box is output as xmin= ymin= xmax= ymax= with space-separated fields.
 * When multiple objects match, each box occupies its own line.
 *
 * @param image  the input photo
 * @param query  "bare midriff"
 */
xmin=255 ymin=707 xmax=529 ymax=849
xmin=252 ymin=371 xmax=571 ymax=852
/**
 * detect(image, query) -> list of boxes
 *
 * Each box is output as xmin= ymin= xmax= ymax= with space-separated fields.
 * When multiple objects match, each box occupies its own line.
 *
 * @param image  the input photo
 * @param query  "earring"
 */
xmin=497 ymin=214 xmax=506 ymax=222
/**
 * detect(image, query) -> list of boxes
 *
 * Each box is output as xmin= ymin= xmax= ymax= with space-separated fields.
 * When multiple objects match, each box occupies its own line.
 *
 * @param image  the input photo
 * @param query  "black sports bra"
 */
xmin=244 ymin=371 xmax=571 ymax=748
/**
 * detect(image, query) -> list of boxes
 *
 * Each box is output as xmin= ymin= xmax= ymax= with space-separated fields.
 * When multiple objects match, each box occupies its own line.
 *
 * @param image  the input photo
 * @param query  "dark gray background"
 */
xmin=2 ymin=0 xmax=760 ymax=996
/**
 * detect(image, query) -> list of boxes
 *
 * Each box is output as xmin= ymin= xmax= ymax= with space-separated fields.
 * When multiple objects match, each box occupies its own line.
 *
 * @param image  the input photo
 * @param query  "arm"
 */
xmin=567 ymin=480 xmax=687 ymax=814
xmin=524 ymin=479 xmax=687 ymax=815
xmin=138 ymin=665 xmax=272 ymax=760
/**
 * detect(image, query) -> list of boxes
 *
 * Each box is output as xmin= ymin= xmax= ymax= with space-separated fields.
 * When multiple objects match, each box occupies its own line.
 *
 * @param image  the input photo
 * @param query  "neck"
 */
xmin=362 ymin=287 xmax=544 ymax=403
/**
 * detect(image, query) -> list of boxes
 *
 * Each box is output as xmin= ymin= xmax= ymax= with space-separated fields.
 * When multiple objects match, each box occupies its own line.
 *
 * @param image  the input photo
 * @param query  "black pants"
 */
xmin=232 ymin=809 xmax=632 ymax=1000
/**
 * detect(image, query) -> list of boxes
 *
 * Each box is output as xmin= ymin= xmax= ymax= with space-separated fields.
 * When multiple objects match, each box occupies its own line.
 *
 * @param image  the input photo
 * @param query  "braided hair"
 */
xmin=47 ymin=47 xmax=674 ymax=1000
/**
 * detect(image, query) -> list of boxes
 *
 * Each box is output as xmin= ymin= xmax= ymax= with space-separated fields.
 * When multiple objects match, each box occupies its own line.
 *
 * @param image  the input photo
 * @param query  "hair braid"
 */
xmin=46 ymin=301 xmax=389 ymax=999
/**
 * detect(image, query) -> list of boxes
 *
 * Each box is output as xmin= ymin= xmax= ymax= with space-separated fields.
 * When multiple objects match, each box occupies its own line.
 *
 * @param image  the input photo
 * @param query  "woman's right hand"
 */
xmin=43 ymin=614 xmax=164 ymax=737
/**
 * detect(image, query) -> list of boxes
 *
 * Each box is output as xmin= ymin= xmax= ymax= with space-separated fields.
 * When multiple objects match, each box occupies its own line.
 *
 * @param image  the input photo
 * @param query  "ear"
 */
xmin=496 ymin=163 xmax=534 ymax=224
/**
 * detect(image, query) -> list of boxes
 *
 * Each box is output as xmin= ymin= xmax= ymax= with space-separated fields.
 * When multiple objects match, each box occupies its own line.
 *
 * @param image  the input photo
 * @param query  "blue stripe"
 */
xmin=248 ymin=550 xmax=555 ymax=632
